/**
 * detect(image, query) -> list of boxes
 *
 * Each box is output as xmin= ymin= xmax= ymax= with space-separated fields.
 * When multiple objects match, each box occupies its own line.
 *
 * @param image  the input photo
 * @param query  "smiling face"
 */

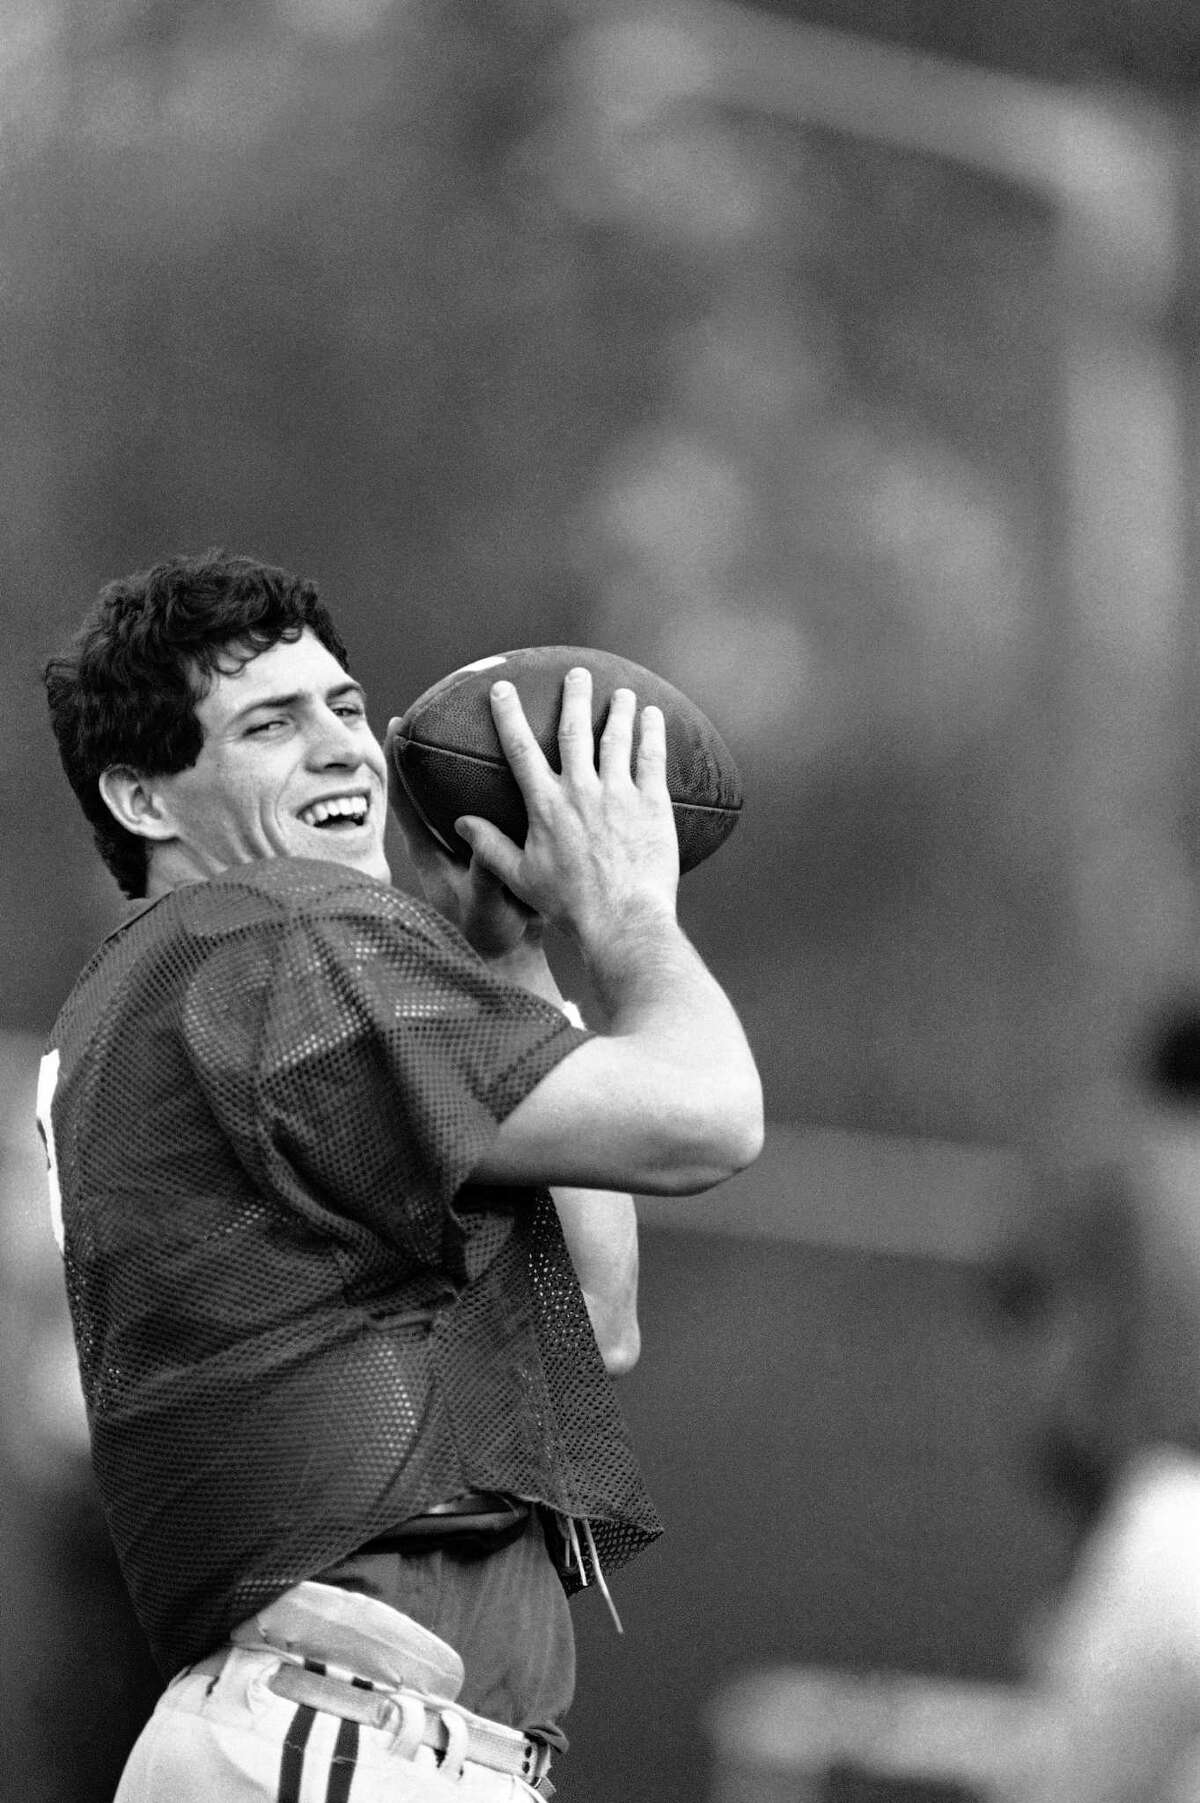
xmin=120 ymin=629 xmax=391 ymax=891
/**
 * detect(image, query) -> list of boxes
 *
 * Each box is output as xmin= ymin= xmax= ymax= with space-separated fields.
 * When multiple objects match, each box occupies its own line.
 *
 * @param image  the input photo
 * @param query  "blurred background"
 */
xmin=4 ymin=0 xmax=1200 ymax=1797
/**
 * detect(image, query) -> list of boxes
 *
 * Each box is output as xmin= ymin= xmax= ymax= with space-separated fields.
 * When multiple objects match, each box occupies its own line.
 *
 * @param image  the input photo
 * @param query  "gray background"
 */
xmin=4 ymin=1 xmax=1200 ymax=1797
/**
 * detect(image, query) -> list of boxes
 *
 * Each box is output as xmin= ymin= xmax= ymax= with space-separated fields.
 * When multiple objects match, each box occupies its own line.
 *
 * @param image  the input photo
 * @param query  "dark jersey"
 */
xmin=43 ymin=858 xmax=660 ymax=1675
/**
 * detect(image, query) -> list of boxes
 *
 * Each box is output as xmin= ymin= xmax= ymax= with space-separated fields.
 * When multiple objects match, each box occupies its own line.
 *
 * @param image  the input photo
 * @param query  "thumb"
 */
xmin=454 ymin=815 xmax=523 ymax=890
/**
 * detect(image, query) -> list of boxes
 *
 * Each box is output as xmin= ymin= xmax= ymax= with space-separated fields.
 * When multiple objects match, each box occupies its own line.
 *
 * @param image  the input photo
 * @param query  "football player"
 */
xmin=39 ymin=550 xmax=762 ymax=1802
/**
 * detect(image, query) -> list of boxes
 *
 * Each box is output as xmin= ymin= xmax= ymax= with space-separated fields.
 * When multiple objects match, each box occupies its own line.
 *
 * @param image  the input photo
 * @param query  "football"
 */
xmin=386 ymin=646 xmax=743 ymax=874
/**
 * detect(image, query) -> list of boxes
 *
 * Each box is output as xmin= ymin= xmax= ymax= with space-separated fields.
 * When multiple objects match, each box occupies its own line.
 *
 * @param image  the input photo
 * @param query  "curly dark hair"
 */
xmin=44 ymin=550 xmax=350 ymax=898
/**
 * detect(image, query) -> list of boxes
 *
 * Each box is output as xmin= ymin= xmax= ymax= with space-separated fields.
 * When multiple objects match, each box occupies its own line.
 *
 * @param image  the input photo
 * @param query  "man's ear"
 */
xmin=97 ymin=767 xmax=177 ymax=842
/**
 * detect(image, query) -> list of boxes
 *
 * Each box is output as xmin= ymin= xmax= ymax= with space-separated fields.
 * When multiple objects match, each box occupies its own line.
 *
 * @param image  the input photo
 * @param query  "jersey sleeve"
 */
xmin=178 ymin=879 xmax=590 ymax=1269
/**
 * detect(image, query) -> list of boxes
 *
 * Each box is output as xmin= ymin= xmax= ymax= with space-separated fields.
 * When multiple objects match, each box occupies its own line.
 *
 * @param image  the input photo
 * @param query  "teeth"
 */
xmin=301 ymin=795 xmax=369 ymax=828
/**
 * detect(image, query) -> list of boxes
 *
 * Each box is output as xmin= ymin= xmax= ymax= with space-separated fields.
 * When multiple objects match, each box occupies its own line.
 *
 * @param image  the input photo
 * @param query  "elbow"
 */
xmin=723 ymin=1085 xmax=766 ymax=1176
xmin=600 ymin=1322 xmax=642 ymax=1377
xmin=587 ymin=1302 xmax=641 ymax=1376
xmin=656 ymin=1079 xmax=765 ymax=1195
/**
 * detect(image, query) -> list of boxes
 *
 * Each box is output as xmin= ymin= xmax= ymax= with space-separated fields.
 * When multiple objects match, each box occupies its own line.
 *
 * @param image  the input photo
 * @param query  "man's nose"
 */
xmin=308 ymin=710 xmax=362 ymax=763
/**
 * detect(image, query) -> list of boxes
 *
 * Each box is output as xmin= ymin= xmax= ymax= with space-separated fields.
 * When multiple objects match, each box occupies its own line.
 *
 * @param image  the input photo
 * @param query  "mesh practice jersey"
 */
xmin=44 ymin=858 xmax=661 ymax=1675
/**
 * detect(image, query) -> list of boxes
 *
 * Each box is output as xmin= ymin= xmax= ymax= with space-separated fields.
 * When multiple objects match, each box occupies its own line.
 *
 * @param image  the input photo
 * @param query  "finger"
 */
xmin=557 ymin=666 xmax=598 ymax=784
xmin=466 ymin=856 xmax=536 ymax=920
xmin=464 ymin=854 xmax=538 ymax=947
xmin=598 ymin=686 xmax=637 ymax=782
xmin=454 ymin=814 xmax=527 ymax=897
xmin=490 ymin=680 xmax=554 ymax=800
xmin=635 ymin=703 xmax=669 ymax=793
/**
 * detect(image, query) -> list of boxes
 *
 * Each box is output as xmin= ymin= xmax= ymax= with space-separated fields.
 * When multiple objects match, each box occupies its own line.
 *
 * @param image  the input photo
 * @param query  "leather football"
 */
xmin=386 ymin=645 xmax=742 ymax=873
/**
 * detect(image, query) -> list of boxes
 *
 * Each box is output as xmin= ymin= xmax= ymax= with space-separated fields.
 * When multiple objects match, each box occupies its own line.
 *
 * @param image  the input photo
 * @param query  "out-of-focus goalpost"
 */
xmin=662 ymin=7 xmax=1194 ymax=1798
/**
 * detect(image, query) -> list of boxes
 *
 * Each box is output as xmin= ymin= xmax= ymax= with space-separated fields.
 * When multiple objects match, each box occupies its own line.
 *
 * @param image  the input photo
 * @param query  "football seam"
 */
xmin=396 ymin=746 xmax=735 ymax=811
xmin=396 ymin=740 xmax=740 ymax=814
xmin=395 ymin=738 xmax=526 ymax=766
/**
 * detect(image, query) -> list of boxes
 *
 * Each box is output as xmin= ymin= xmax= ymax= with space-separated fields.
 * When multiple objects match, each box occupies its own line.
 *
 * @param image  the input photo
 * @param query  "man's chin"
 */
xmin=298 ymin=835 xmax=390 ymax=884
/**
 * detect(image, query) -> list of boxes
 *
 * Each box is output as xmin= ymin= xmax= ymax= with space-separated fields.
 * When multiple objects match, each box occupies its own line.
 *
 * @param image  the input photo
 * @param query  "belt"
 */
xmin=271 ymin=1663 xmax=552 ymax=1791
xmin=192 ymin=1647 xmax=553 ymax=1796
xmin=359 ymin=1491 xmax=532 ymax=1554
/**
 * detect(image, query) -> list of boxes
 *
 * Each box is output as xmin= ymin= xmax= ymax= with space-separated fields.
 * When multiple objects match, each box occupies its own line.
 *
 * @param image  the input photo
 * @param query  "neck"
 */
xmin=145 ymin=843 xmax=226 ymax=898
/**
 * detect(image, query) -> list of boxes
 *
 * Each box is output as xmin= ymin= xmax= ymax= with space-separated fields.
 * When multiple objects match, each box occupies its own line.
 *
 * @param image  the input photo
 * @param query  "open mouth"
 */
xmin=298 ymin=793 xmax=371 ymax=831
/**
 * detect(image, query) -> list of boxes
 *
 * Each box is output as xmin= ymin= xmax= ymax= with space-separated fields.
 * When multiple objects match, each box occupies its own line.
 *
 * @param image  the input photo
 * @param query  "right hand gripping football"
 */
xmin=454 ymin=668 xmax=681 ymax=947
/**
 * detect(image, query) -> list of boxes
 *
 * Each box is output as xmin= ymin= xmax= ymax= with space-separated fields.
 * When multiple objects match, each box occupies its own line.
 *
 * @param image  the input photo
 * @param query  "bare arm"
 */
xmin=552 ymin=1185 xmax=640 ymax=1376
xmin=547 ymin=994 xmax=640 ymax=1374
xmin=479 ymin=922 xmax=760 ymax=1192
xmin=397 ymin=670 xmax=762 ymax=1196
xmin=466 ymin=960 xmax=640 ymax=1371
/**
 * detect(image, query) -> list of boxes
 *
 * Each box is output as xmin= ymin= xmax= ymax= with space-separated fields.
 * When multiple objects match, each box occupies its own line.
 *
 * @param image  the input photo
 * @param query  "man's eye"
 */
xmin=335 ymin=704 xmax=366 ymax=721
xmin=245 ymin=719 xmax=287 ymax=736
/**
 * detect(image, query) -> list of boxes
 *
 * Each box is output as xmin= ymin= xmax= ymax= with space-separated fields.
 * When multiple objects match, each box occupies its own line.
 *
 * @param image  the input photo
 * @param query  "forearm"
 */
xmin=552 ymin=1186 xmax=640 ymax=1375
xmin=579 ymin=898 xmax=763 ymax=1168
xmin=483 ymin=907 xmax=758 ymax=1144
xmin=472 ymin=904 xmax=761 ymax=1195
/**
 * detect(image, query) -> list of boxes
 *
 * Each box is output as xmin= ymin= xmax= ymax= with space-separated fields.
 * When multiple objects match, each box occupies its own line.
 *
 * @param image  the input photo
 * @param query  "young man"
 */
xmin=39 ymin=551 xmax=762 ymax=1801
